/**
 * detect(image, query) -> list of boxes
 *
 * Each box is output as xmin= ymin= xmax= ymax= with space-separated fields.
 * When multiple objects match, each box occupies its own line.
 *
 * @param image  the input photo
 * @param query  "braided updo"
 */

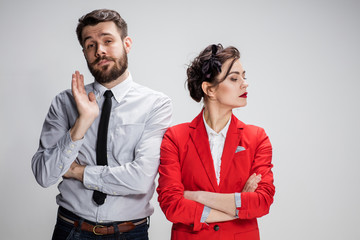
xmin=186 ymin=44 xmax=240 ymax=102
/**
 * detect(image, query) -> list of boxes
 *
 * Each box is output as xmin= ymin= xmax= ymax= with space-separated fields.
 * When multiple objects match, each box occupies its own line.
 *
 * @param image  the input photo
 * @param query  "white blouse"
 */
xmin=203 ymin=113 xmax=231 ymax=185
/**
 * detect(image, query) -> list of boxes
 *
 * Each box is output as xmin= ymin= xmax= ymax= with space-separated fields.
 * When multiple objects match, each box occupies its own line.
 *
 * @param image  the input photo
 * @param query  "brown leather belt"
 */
xmin=58 ymin=214 xmax=147 ymax=235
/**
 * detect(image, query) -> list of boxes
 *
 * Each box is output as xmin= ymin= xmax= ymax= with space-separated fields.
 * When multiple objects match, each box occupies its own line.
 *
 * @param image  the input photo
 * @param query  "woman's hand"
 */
xmin=242 ymin=173 xmax=261 ymax=192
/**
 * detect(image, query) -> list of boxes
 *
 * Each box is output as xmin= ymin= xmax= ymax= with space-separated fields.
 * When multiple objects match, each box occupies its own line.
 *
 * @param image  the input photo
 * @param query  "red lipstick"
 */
xmin=240 ymin=92 xmax=248 ymax=98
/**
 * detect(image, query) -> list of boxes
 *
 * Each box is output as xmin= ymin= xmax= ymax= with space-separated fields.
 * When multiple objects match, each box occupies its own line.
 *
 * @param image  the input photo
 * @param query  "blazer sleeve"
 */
xmin=157 ymin=127 xmax=206 ymax=231
xmin=237 ymin=127 xmax=275 ymax=219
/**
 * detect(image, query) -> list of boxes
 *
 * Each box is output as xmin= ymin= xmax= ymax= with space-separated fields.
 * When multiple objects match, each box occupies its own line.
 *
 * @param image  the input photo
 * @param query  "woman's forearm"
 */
xmin=205 ymin=207 xmax=237 ymax=223
xmin=184 ymin=191 xmax=236 ymax=216
xmin=183 ymin=173 xmax=261 ymax=217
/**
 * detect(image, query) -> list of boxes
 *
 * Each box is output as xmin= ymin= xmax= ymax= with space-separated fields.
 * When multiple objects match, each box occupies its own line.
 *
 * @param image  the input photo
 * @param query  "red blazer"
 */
xmin=157 ymin=111 xmax=275 ymax=240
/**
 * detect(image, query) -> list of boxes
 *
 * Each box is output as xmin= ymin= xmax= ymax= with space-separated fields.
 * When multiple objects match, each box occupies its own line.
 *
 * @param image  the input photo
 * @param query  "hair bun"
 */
xmin=186 ymin=44 xmax=240 ymax=102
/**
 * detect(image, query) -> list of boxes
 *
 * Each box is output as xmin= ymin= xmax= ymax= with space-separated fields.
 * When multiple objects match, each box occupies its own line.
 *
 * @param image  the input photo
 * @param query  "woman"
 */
xmin=157 ymin=44 xmax=275 ymax=239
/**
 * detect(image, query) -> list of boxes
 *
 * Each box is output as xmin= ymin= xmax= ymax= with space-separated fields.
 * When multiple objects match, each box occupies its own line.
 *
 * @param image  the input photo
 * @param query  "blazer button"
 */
xmin=214 ymin=225 xmax=220 ymax=231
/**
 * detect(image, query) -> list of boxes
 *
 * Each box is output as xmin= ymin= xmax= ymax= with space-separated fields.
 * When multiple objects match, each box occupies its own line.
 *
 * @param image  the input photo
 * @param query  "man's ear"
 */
xmin=123 ymin=36 xmax=133 ymax=54
xmin=202 ymin=81 xmax=216 ymax=99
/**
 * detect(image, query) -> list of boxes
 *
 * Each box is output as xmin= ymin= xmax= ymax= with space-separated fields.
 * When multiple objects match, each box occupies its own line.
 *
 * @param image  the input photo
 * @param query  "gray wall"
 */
xmin=1 ymin=0 xmax=359 ymax=239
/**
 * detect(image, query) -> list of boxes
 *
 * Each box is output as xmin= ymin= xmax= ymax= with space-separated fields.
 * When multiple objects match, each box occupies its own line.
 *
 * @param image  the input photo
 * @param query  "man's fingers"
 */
xmin=75 ymin=71 xmax=83 ymax=93
xmin=88 ymin=92 xmax=96 ymax=102
xmin=72 ymin=73 xmax=79 ymax=95
xmin=72 ymin=71 xmax=87 ymax=96
xmin=79 ymin=72 xmax=86 ymax=94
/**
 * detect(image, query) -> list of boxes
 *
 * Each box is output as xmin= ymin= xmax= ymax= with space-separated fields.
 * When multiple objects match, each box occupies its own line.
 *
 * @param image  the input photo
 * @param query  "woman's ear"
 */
xmin=202 ymin=81 xmax=216 ymax=100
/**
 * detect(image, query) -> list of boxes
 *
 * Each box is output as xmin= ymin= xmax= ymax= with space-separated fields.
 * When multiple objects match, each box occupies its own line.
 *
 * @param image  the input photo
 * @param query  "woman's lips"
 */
xmin=240 ymin=92 xmax=248 ymax=98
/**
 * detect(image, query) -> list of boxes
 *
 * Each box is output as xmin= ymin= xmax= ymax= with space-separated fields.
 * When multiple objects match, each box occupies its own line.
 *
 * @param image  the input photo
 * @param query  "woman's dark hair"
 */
xmin=186 ymin=44 xmax=240 ymax=102
xmin=76 ymin=9 xmax=128 ymax=46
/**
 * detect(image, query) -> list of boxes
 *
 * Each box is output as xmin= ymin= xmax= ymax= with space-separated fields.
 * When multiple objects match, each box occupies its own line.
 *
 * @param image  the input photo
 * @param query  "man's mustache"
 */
xmin=91 ymin=56 xmax=116 ymax=66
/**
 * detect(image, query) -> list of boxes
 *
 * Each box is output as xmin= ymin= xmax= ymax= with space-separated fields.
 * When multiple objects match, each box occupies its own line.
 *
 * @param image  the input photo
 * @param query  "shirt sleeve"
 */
xmin=83 ymin=95 xmax=172 ymax=195
xmin=236 ymin=127 xmax=275 ymax=219
xmin=31 ymin=92 xmax=84 ymax=188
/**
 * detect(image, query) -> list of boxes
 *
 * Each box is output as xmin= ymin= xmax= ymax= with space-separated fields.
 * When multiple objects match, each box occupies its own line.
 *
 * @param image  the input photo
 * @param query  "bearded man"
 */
xmin=32 ymin=9 xmax=172 ymax=240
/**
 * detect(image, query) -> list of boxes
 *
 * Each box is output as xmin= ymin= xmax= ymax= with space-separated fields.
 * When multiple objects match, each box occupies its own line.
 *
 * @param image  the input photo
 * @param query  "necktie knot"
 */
xmin=104 ymin=90 xmax=113 ymax=99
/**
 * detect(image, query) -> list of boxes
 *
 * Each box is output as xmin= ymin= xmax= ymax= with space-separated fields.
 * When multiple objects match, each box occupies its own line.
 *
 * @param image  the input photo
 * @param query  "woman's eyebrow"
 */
xmin=228 ymin=71 xmax=240 ymax=75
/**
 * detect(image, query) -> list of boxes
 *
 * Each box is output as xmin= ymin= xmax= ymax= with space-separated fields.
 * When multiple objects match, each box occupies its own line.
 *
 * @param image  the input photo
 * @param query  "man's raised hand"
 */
xmin=70 ymin=71 xmax=99 ymax=141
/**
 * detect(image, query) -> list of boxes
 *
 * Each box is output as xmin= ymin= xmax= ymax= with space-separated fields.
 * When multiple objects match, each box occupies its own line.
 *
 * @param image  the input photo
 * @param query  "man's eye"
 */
xmin=87 ymin=44 xmax=94 ymax=49
xmin=231 ymin=78 xmax=238 ymax=81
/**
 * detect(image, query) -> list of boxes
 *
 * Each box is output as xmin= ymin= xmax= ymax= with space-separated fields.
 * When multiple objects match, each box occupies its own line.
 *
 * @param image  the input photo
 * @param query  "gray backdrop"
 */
xmin=1 ymin=0 xmax=359 ymax=239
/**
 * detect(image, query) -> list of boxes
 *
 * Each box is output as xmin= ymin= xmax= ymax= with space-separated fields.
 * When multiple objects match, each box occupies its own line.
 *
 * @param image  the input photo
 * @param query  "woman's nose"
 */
xmin=242 ymin=80 xmax=249 ymax=89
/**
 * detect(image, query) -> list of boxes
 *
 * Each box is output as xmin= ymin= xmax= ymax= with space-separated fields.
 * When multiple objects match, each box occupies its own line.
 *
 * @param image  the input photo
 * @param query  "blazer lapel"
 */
xmin=219 ymin=114 xmax=245 ymax=188
xmin=189 ymin=111 xmax=219 ymax=192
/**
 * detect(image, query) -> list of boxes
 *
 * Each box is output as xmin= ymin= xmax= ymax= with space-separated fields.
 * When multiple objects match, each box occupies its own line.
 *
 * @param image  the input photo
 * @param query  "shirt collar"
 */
xmin=93 ymin=72 xmax=133 ymax=103
xmin=203 ymin=112 xmax=231 ymax=138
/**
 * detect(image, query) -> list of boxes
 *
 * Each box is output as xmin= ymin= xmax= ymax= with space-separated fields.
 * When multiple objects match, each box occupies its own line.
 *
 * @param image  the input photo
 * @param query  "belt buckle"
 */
xmin=93 ymin=225 xmax=105 ymax=235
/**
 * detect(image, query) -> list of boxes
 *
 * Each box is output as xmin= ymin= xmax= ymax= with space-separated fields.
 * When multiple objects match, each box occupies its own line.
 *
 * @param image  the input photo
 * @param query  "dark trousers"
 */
xmin=52 ymin=207 xmax=149 ymax=240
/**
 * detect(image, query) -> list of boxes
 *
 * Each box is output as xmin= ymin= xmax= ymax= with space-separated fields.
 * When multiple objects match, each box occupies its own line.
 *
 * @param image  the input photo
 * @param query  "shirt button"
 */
xmin=59 ymin=165 xmax=63 ymax=169
xmin=70 ymin=144 xmax=75 ymax=149
xmin=67 ymin=150 xmax=72 ymax=154
xmin=214 ymin=225 xmax=219 ymax=231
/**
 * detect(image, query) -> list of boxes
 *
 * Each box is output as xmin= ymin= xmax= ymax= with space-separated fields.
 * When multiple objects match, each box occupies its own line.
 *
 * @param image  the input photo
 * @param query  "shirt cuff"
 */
xmin=83 ymin=165 xmax=106 ymax=191
xmin=235 ymin=192 xmax=241 ymax=218
xmin=235 ymin=192 xmax=241 ymax=208
xmin=200 ymin=206 xmax=211 ymax=223
xmin=61 ymin=131 xmax=84 ymax=159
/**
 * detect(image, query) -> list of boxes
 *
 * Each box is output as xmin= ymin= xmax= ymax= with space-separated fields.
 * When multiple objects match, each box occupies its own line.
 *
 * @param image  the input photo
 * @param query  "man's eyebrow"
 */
xmin=83 ymin=33 xmax=114 ymax=44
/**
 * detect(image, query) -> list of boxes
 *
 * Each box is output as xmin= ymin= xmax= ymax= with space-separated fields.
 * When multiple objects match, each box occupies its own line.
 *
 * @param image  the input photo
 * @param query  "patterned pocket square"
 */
xmin=235 ymin=146 xmax=246 ymax=153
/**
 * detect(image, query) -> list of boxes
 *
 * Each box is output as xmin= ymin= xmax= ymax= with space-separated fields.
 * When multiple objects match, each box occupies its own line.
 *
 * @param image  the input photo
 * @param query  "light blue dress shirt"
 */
xmin=32 ymin=73 xmax=172 ymax=223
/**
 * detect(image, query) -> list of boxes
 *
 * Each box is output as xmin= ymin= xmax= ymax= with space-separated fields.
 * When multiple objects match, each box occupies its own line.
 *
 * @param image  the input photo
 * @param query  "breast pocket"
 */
xmin=231 ymin=149 xmax=251 ymax=190
xmin=234 ymin=149 xmax=249 ymax=161
xmin=110 ymin=123 xmax=145 ymax=164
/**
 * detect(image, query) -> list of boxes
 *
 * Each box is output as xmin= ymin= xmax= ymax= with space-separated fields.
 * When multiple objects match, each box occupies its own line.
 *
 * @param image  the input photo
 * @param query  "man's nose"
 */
xmin=95 ymin=44 xmax=106 ymax=58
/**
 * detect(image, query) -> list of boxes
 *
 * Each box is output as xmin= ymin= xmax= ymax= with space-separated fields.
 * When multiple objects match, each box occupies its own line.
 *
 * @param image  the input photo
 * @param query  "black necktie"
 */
xmin=93 ymin=90 xmax=113 ymax=205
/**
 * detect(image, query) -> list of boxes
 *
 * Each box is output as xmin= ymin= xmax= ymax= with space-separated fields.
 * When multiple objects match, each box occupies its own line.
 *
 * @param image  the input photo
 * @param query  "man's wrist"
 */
xmin=75 ymin=164 xmax=85 ymax=182
xmin=70 ymin=117 xmax=94 ymax=141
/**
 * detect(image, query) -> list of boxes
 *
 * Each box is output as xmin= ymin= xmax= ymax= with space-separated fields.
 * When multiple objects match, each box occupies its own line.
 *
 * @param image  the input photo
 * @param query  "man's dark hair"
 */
xmin=76 ymin=9 xmax=128 ymax=46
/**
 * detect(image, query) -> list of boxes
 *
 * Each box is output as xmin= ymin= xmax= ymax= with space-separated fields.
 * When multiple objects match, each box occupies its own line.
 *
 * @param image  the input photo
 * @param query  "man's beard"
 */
xmin=87 ymin=52 xmax=128 ymax=84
